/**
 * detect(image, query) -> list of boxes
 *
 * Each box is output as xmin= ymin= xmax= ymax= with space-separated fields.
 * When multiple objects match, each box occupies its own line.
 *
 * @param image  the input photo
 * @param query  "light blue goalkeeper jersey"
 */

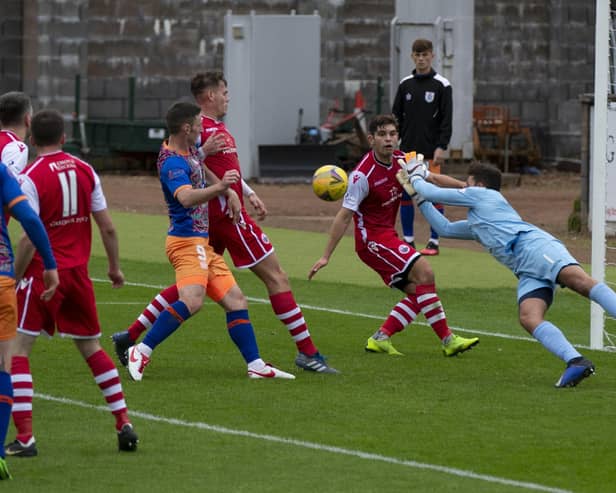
xmin=413 ymin=180 xmax=558 ymax=274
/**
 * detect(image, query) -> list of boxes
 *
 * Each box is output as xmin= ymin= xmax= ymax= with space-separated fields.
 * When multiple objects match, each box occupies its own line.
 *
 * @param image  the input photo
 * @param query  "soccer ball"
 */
xmin=311 ymin=165 xmax=348 ymax=201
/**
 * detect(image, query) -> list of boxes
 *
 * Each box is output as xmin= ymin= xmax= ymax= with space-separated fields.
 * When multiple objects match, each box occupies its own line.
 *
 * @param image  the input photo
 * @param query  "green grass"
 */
xmin=5 ymin=211 xmax=616 ymax=493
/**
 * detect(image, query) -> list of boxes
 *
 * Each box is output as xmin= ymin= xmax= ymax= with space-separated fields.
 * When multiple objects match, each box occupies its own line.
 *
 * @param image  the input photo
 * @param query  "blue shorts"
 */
xmin=513 ymin=230 xmax=578 ymax=302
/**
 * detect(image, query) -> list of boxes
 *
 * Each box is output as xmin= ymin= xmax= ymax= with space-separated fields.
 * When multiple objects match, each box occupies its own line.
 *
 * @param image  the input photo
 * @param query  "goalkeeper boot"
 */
xmin=111 ymin=330 xmax=133 ymax=367
xmin=442 ymin=334 xmax=479 ymax=357
xmin=555 ymin=357 xmax=595 ymax=388
xmin=0 ymin=458 xmax=11 ymax=480
xmin=5 ymin=437 xmax=37 ymax=457
xmin=295 ymin=352 xmax=340 ymax=374
xmin=117 ymin=423 xmax=138 ymax=452
xmin=365 ymin=336 xmax=404 ymax=356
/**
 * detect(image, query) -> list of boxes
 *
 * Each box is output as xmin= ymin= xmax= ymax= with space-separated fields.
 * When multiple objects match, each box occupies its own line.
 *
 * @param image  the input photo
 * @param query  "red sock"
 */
xmin=380 ymin=296 xmax=420 ymax=337
xmin=10 ymin=356 xmax=33 ymax=443
xmin=414 ymin=284 xmax=452 ymax=340
xmin=127 ymin=284 xmax=179 ymax=341
xmin=269 ymin=291 xmax=318 ymax=355
xmin=86 ymin=350 xmax=130 ymax=431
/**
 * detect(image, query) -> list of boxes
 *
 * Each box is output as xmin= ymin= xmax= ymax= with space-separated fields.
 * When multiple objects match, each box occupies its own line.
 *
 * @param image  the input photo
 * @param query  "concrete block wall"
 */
xmin=0 ymin=0 xmax=598 ymax=164
xmin=474 ymin=0 xmax=595 ymax=164
xmin=0 ymin=0 xmax=24 ymax=94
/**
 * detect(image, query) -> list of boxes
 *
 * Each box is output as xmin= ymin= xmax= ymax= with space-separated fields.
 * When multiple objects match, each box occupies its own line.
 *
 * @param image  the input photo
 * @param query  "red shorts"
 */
xmin=356 ymin=230 xmax=420 ymax=287
xmin=0 ymin=277 xmax=17 ymax=341
xmin=166 ymin=235 xmax=236 ymax=302
xmin=17 ymin=264 xmax=101 ymax=338
xmin=209 ymin=211 xmax=274 ymax=269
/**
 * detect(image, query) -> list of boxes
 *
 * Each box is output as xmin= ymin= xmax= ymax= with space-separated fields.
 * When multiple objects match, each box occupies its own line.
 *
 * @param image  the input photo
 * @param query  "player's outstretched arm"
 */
xmin=309 ymin=206 xmax=353 ymax=280
xmin=92 ymin=209 xmax=125 ymax=288
xmin=428 ymin=173 xmax=466 ymax=189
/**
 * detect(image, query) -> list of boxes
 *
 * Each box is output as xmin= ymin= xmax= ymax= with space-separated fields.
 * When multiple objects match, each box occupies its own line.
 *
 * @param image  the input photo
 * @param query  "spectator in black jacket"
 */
xmin=392 ymin=38 xmax=452 ymax=256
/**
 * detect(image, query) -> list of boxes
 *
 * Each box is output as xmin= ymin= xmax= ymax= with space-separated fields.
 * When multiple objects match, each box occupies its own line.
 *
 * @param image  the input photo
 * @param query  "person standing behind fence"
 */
xmin=392 ymin=38 xmax=452 ymax=256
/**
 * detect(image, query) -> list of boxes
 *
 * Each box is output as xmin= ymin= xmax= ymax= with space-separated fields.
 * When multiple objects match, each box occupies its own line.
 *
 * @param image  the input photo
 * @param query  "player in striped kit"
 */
xmin=126 ymin=101 xmax=295 ymax=382
xmin=114 ymin=72 xmax=338 ymax=375
xmin=0 ymin=160 xmax=58 ymax=479
xmin=309 ymin=114 xmax=478 ymax=357
xmin=5 ymin=109 xmax=138 ymax=457
xmin=0 ymin=91 xmax=32 ymax=177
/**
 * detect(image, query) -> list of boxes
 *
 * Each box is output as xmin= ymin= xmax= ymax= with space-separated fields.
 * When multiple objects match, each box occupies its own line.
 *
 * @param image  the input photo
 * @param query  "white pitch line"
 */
xmin=36 ymin=392 xmax=573 ymax=493
xmin=91 ymin=278 xmax=606 ymax=351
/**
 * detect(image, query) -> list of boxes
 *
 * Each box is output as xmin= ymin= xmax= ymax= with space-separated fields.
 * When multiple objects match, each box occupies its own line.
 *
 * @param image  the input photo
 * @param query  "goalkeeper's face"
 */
xmin=368 ymin=124 xmax=398 ymax=163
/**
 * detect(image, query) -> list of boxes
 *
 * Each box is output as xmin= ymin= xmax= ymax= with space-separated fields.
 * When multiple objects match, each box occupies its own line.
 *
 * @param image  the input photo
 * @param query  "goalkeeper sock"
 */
xmin=532 ymin=321 xmax=581 ymax=362
xmin=589 ymin=282 xmax=616 ymax=318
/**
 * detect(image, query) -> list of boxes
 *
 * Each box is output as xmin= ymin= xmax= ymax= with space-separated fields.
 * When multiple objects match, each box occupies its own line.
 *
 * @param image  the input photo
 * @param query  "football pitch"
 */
xmin=6 ymin=212 xmax=616 ymax=493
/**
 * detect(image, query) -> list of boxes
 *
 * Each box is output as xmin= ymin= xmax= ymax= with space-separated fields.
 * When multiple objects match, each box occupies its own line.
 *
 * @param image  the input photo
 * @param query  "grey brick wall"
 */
xmin=0 ymin=0 xmax=598 ymax=164
xmin=0 ymin=0 xmax=24 ymax=94
xmin=474 ymin=0 xmax=595 ymax=163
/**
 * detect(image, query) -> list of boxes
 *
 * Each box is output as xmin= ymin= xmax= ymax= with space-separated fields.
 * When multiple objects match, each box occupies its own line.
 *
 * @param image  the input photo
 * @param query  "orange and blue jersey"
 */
xmin=0 ymin=163 xmax=56 ymax=279
xmin=156 ymin=143 xmax=209 ymax=238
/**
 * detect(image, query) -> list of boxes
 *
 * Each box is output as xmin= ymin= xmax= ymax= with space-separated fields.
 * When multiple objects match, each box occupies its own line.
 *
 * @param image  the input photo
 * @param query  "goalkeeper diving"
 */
xmin=399 ymin=160 xmax=616 ymax=387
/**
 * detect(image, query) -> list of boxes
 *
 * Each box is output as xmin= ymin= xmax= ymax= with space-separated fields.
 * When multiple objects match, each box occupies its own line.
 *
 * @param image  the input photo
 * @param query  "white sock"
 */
xmin=247 ymin=358 xmax=267 ymax=371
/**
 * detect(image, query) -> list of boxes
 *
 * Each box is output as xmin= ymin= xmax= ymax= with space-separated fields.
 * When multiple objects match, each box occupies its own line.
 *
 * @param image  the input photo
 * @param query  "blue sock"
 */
xmin=142 ymin=300 xmax=191 ymax=350
xmin=227 ymin=310 xmax=260 ymax=363
xmin=589 ymin=282 xmax=616 ymax=318
xmin=533 ymin=321 xmax=581 ymax=363
xmin=429 ymin=205 xmax=445 ymax=241
xmin=400 ymin=190 xmax=415 ymax=241
xmin=0 ymin=371 xmax=13 ymax=459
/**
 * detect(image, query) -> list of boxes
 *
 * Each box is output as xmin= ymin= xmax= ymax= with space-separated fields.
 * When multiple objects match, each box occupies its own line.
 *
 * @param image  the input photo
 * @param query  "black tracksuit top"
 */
xmin=391 ymin=69 xmax=453 ymax=159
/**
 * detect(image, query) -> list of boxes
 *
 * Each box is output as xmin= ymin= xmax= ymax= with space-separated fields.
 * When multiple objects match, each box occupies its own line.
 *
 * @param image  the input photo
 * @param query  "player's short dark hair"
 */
xmin=31 ymin=109 xmax=64 ymax=146
xmin=190 ymin=71 xmax=227 ymax=98
xmin=0 ymin=91 xmax=32 ymax=127
xmin=166 ymin=102 xmax=201 ymax=134
xmin=468 ymin=162 xmax=502 ymax=191
xmin=412 ymin=38 xmax=433 ymax=53
xmin=368 ymin=114 xmax=399 ymax=135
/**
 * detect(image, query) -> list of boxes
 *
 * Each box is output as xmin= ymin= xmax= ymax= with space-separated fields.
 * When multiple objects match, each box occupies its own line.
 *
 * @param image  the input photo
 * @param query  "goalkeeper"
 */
xmin=405 ymin=161 xmax=615 ymax=388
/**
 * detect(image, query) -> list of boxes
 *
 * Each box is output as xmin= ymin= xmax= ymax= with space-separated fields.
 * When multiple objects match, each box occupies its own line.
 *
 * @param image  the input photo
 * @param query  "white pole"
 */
xmin=590 ymin=0 xmax=609 ymax=349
